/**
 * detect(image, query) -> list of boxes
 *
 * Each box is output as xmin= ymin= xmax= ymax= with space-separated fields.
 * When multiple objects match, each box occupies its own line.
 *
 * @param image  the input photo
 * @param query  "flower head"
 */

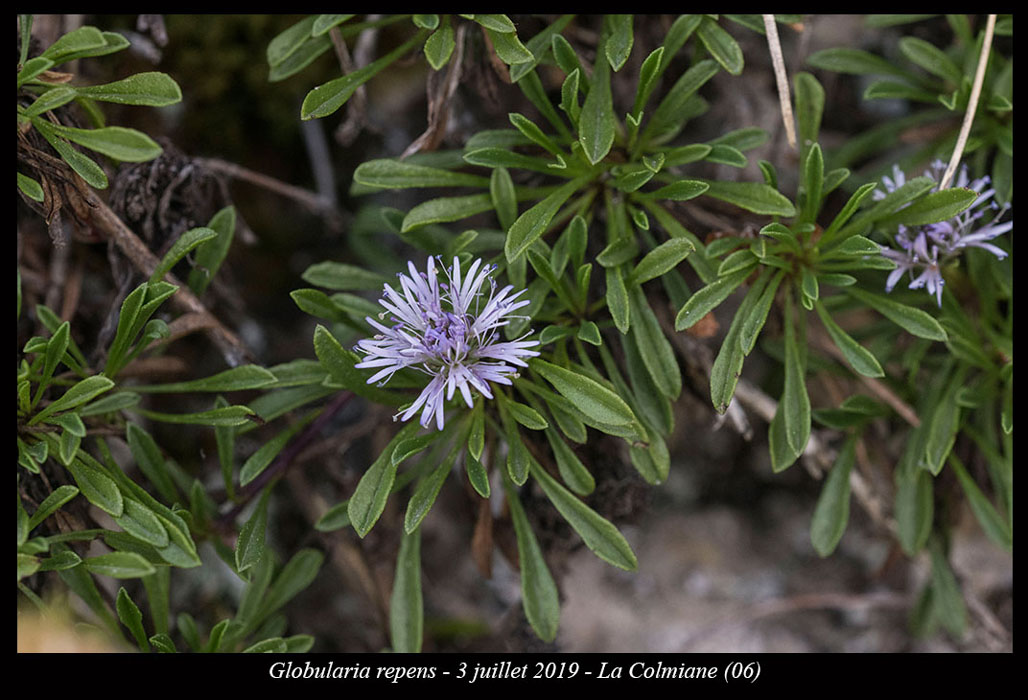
xmin=354 ymin=256 xmax=539 ymax=430
xmin=876 ymin=160 xmax=1012 ymax=306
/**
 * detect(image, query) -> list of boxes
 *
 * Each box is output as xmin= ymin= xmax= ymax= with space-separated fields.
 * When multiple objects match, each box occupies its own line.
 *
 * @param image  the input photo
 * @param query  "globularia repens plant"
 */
xmin=19 ymin=14 xmax=1010 ymax=652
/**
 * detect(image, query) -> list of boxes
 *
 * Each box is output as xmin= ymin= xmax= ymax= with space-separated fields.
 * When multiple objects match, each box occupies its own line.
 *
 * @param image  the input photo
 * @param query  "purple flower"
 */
xmin=354 ymin=256 xmax=539 ymax=430
xmin=876 ymin=160 xmax=1012 ymax=306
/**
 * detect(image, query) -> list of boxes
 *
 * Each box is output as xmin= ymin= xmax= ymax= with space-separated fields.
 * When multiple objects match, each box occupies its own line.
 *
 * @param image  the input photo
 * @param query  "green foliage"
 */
xmin=17 ymin=17 xmax=180 ymax=193
xmin=18 ymin=13 xmax=1012 ymax=653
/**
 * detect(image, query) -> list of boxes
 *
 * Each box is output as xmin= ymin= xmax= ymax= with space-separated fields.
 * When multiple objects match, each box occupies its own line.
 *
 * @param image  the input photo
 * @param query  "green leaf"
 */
xmin=40 ymin=26 xmax=107 ymax=64
xmin=807 ymin=47 xmax=913 ymax=79
xmin=781 ymin=292 xmax=811 ymax=456
xmin=643 ymin=59 xmax=719 ymax=144
xmin=699 ymin=180 xmax=796 ymax=216
xmin=126 ymin=423 xmax=178 ymax=504
xmin=898 ymin=37 xmax=962 ymax=84
xmin=267 ymin=16 xmax=317 ymax=65
xmin=810 ymin=436 xmax=856 ymax=556
xmin=30 ymin=376 xmax=114 ymax=425
xmin=505 ymin=483 xmax=560 ymax=642
xmin=769 ymin=400 xmax=802 ymax=473
xmin=504 ymin=178 xmax=588 ymax=261
xmin=42 ymin=122 xmax=162 ymax=163
xmin=579 ymin=39 xmax=615 ymax=164
xmin=646 ymin=180 xmax=709 ymax=201
xmin=508 ymin=112 xmax=564 ymax=158
xmin=390 ymin=528 xmax=423 ymax=653
xmin=312 ymin=14 xmax=356 ymax=35
xmin=148 ymin=227 xmax=217 ymax=283
xmin=879 ymin=188 xmax=977 ymax=228
xmin=35 ymin=321 xmax=70 ymax=406
xmin=412 ymin=14 xmax=439 ymax=30
xmin=576 ymin=321 xmax=602 ymax=346
xmin=544 ymin=429 xmax=594 ymax=495
xmin=301 ymin=261 xmax=388 ymax=291
xmin=138 ymin=365 xmax=277 ymax=394
xmin=17 ymin=172 xmax=45 ymax=202
xmin=696 ymin=16 xmax=743 ymax=75
xmin=18 ymin=56 xmax=53 ymax=87
xmin=38 ymin=551 xmax=82 ymax=573
xmin=922 ymin=370 xmax=963 ymax=475
xmin=241 ymin=638 xmax=286 ymax=653
xmin=630 ymin=238 xmax=694 ymax=285
xmin=114 ymin=498 xmax=170 ymax=548
xmin=509 ymin=14 xmax=575 ymax=84
xmin=32 ymin=120 xmax=108 ymax=188
xmin=814 ymin=300 xmax=884 ymax=377
xmin=530 ymin=359 xmax=638 ymax=431
xmin=929 ymin=540 xmax=967 ymax=637
xmin=313 ymin=325 xmax=406 ymax=406
xmin=674 ymin=268 xmax=750 ymax=330
xmin=484 ymin=27 xmax=534 ymax=66
xmin=605 ymin=15 xmax=634 ymax=71
xmin=19 ymin=552 xmax=42 ymax=581
xmin=235 ymin=489 xmax=270 ymax=573
xmin=402 ymin=193 xmax=495 ymax=231
xmin=259 ymin=549 xmax=324 ymax=624
xmin=501 ymin=414 xmax=532 ymax=486
xmin=822 ymin=182 xmax=878 ymax=239
xmin=896 ymin=468 xmax=933 ymax=556
xmin=424 ymin=20 xmax=455 ymax=70
xmin=404 ymin=443 xmax=460 ymax=534
xmin=28 ymin=485 xmax=80 ymax=530
xmin=794 ymin=72 xmax=825 ymax=156
xmin=504 ymin=399 xmax=549 ymax=430
xmin=187 ymin=206 xmax=236 ymax=296
xmin=137 ymin=406 xmax=255 ymax=426
xmin=472 ymin=14 xmax=516 ymax=33
xmin=800 ymin=143 xmax=824 ymax=225
xmin=76 ymin=72 xmax=181 ymax=106
xmin=353 ymin=158 xmax=489 ymax=190
xmin=21 ymin=86 xmax=78 ymax=118
xmin=79 ymin=391 xmax=141 ymax=417
xmin=529 ymin=460 xmax=637 ymax=571
xmin=84 ymin=552 xmax=156 ymax=579
xmin=240 ymin=412 xmax=315 ymax=486
xmin=267 ymin=33 xmax=331 ymax=82
xmin=949 ymin=453 xmax=1011 ymax=550
xmin=845 ymin=287 xmax=947 ymax=341
xmin=301 ymin=31 xmax=427 ymax=119
xmin=116 ymin=587 xmax=150 ymax=652
xmin=739 ymin=270 xmax=783 ymax=356
xmin=314 ymin=500 xmax=350 ymax=532
xmin=464 ymin=453 xmax=491 ymax=498
xmin=628 ymin=287 xmax=680 ymax=399
xmin=348 ymin=422 xmax=421 ymax=537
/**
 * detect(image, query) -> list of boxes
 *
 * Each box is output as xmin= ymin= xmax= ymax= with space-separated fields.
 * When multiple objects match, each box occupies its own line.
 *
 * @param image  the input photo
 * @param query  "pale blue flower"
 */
xmin=876 ymin=160 xmax=1012 ymax=306
xmin=355 ymin=256 xmax=539 ymax=430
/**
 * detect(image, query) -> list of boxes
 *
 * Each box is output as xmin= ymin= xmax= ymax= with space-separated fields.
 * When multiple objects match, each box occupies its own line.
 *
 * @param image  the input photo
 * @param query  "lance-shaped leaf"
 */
xmin=76 ymin=72 xmax=181 ymax=106
xmin=529 ymin=461 xmax=637 ymax=571
xmin=302 ymin=31 xmax=427 ymax=119
xmin=579 ymin=35 xmax=615 ymax=164
xmin=505 ymin=481 xmax=560 ymax=642
xmin=505 ymin=177 xmax=588 ymax=261
xmin=845 ymin=287 xmax=946 ymax=341
xmin=530 ymin=359 xmax=639 ymax=430
xmin=781 ymin=292 xmax=811 ymax=455
xmin=390 ymin=528 xmax=424 ymax=653
xmin=814 ymin=300 xmax=884 ymax=377
xmin=810 ymin=436 xmax=856 ymax=556
xmin=348 ymin=422 xmax=422 ymax=537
